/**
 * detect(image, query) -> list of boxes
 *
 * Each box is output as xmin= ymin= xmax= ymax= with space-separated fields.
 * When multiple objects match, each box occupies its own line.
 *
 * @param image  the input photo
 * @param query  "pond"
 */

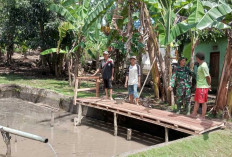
xmin=0 ymin=98 xmax=161 ymax=157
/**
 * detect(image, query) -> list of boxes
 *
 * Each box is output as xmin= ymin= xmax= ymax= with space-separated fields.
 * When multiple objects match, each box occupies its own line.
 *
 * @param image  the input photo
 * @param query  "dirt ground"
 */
xmin=0 ymin=52 xmax=53 ymax=78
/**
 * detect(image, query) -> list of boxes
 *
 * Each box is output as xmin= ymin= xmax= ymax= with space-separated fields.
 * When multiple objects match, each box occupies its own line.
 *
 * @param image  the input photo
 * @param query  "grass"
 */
xmin=0 ymin=73 xmax=153 ymax=99
xmin=0 ymin=73 xmax=98 ymax=97
xmin=129 ymin=129 xmax=232 ymax=157
xmin=0 ymin=73 xmax=130 ymax=98
xmin=0 ymin=74 xmax=75 ymax=96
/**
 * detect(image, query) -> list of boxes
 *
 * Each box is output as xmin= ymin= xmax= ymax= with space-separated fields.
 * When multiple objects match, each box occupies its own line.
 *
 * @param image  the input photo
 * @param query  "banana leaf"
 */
xmin=197 ymin=3 xmax=232 ymax=30
xmin=41 ymin=48 xmax=66 ymax=55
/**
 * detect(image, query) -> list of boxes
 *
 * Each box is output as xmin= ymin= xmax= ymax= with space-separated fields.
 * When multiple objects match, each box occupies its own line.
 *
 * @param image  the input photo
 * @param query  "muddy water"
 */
xmin=0 ymin=98 xmax=161 ymax=157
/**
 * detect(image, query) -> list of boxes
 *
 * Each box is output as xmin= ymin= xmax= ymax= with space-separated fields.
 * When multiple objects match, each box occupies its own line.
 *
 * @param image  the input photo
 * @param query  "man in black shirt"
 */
xmin=93 ymin=51 xmax=114 ymax=100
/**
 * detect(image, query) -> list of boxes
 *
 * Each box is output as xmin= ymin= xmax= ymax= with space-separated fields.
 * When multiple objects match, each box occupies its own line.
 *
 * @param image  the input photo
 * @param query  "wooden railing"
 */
xmin=73 ymin=76 xmax=100 ymax=105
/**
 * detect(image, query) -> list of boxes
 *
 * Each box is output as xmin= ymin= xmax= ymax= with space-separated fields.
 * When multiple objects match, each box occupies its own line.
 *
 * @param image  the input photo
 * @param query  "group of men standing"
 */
xmin=93 ymin=51 xmax=141 ymax=104
xmin=169 ymin=52 xmax=211 ymax=119
xmin=93 ymin=51 xmax=211 ymax=119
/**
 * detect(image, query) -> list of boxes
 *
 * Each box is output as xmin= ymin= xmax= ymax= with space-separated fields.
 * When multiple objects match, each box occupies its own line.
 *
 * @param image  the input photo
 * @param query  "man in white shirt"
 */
xmin=124 ymin=56 xmax=141 ymax=105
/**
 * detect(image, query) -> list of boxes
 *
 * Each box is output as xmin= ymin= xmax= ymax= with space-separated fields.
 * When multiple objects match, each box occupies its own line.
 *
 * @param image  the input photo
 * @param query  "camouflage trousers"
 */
xmin=176 ymin=86 xmax=191 ymax=106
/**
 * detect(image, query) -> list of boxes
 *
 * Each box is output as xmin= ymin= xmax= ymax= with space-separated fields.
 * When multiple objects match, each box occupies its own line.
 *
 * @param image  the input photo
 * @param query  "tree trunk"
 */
xmin=190 ymin=34 xmax=199 ymax=71
xmin=114 ymin=49 xmax=124 ymax=83
xmin=57 ymin=53 xmax=65 ymax=77
xmin=165 ymin=45 xmax=173 ymax=105
xmin=137 ymin=50 xmax=144 ymax=82
xmin=6 ymin=33 xmax=14 ymax=64
xmin=68 ymin=55 xmax=73 ymax=86
xmin=143 ymin=3 xmax=168 ymax=101
xmin=0 ymin=48 xmax=2 ymax=60
xmin=73 ymin=36 xmax=84 ymax=78
xmin=215 ymin=33 xmax=232 ymax=112
xmin=39 ymin=21 xmax=48 ymax=67
xmin=226 ymin=72 xmax=232 ymax=118
xmin=96 ymin=49 xmax=100 ymax=71
xmin=147 ymin=38 xmax=160 ymax=99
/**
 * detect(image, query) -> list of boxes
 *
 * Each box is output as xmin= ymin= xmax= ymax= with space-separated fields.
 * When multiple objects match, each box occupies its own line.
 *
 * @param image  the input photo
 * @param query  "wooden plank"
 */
xmin=78 ymin=101 xmax=198 ymax=134
xmin=77 ymin=99 xmax=209 ymax=131
xmin=77 ymin=88 xmax=96 ymax=92
xmin=75 ymin=98 xmax=224 ymax=135
xmin=115 ymin=102 xmax=222 ymax=128
xmin=78 ymin=101 xmax=197 ymax=135
xmin=82 ymin=99 xmax=222 ymax=130
xmin=76 ymin=76 xmax=100 ymax=80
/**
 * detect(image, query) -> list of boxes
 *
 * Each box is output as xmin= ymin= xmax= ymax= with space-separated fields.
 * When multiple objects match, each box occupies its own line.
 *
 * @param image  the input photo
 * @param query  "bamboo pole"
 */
xmin=139 ymin=57 xmax=156 ymax=98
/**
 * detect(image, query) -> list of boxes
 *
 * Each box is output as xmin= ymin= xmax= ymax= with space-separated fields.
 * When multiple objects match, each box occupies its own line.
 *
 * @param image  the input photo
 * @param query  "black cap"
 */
xmin=196 ymin=52 xmax=205 ymax=60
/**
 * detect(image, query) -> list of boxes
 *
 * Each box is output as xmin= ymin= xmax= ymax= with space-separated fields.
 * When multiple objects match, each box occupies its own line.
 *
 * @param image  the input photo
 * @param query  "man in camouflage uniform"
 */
xmin=168 ymin=57 xmax=194 ymax=115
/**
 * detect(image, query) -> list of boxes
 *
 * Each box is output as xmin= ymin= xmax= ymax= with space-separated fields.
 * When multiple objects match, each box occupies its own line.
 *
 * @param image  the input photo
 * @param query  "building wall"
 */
xmin=194 ymin=38 xmax=228 ymax=78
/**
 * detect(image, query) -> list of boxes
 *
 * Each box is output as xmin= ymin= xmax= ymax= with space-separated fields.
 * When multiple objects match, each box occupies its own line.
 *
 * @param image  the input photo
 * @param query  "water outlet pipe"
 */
xmin=0 ymin=125 xmax=48 ymax=143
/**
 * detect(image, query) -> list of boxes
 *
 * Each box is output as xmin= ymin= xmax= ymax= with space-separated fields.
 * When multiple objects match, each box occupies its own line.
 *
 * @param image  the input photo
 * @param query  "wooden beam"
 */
xmin=77 ymin=88 xmax=96 ymax=92
xmin=73 ymin=79 xmax=79 ymax=105
xmin=96 ymin=79 xmax=100 ymax=97
xmin=165 ymin=127 xmax=169 ymax=143
xmin=76 ymin=76 xmax=100 ymax=80
xmin=114 ymin=112 xmax=118 ymax=136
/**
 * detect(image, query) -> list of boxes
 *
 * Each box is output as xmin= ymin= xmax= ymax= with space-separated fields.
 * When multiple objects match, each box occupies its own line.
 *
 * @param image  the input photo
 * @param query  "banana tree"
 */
xmin=142 ymin=0 xmax=231 ymax=104
xmin=86 ymin=20 xmax=108 ymax=70
xmin=142 ymin=0 xmax=195 ymax=103
xmin=41 ymin=0 xmax=115 ymax=77
xmin=196 ymin=1 xmax=232 ymax=115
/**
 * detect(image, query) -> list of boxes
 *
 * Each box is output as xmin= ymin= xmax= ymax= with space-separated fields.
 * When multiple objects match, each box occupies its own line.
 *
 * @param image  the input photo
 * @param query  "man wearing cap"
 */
xmin=125 ymin=56 xmax=141 ymax=105
xmin=191 ymin=52 xmax=211 ymax=119
xmin=93 ymin=51 xmax=114 ymax=100
xmin=168 ymin=57 xmax=194 ymax=115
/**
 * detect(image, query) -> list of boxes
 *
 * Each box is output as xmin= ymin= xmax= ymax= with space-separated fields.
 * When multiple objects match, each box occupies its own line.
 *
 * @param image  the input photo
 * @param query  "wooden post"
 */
xmin=1 ymin=131 xmax=11 ymax=157
xmin=165 ymin=127 xmax=169 ymax=143
xmin=73 ymin=78 xmax=79 ymax=105
xmin=127 ymin=129 xmax=132 ymax=140
xmin=96 ymin=78 xmax=100 ymax=97
xmin=76 ymin=104 xmax=82 ymax=126
xmin=215 ymin=36 xmax=232 ymax=111
xmin=114 ymin=113 xmax=118 ymax=136
xmin=50 ymin=111 xmax=55 ymax=127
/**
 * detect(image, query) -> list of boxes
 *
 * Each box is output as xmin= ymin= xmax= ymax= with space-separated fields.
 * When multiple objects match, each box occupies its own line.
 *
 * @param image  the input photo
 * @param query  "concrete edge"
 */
xmin=0 ymin=84 xmax=75 ymax=112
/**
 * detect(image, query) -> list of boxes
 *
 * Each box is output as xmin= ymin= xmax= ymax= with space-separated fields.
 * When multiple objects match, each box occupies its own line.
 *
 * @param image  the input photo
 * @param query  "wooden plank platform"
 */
xmin=76 ymin=97 xmax=224 ymax=135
